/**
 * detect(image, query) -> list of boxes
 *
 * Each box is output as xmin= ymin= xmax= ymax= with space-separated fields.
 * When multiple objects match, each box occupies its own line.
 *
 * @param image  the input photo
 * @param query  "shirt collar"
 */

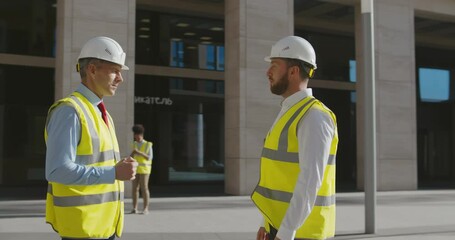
xmin=281 ymin=88 xmax=313 ymax=109
xmin=76 ymin=83 xmax=103 ymax=106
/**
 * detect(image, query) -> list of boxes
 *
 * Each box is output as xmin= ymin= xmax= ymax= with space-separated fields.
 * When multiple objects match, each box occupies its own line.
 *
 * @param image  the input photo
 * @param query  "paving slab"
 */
xmin=0 ymin=191 xmax=454 ymax=240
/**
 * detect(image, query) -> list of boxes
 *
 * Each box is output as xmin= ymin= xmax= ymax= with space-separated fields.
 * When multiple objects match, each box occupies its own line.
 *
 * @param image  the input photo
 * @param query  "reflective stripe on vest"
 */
xmin=251 ymin=96 xmax=338 ymax=239
xmin=45 ymin=92 xmax=124 ymax=239
xmin=261 ymin=148 xmax=336 ymax=165
xmin=71 ymin=96 xmax=120 ymax=165
xmin=254 ymin=185 xmax=336 ymax=206
xmin=76 ymin=150 xmax=121 ymax=165
xmin=48 ymin=184 xmax=124 ymax=207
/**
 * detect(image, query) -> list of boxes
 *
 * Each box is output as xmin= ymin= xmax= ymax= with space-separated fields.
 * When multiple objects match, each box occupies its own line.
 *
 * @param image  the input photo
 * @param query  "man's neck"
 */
xmin=81 ymin=81 xmax=103 ymax=99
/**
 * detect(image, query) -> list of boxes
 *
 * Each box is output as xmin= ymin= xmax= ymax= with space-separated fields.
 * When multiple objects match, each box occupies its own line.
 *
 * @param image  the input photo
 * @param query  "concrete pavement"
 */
xmin=0 ymin=190 xmax=454 ymax=240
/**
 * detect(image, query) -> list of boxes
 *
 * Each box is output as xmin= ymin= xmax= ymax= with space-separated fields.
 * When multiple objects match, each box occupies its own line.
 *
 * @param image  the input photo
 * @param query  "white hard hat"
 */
xmin=264 ymin=36 xmax=317 ymax=69
xmin=77 ymin=36 xmax=129 ymax=70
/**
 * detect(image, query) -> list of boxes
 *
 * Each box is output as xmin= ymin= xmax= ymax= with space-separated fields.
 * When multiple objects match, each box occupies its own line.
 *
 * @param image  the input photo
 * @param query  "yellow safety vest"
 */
xmin=133 ymin=140 xmax=153 ymax=174
xmin=251 ymin=96 xmax=338 ymax=240
xmin=44 ymin=92 xmax=124 ymax=239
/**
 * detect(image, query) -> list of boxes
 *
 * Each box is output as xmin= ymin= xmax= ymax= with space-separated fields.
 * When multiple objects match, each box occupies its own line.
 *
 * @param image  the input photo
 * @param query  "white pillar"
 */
xmin=225 ymin=0 xmax=293 ymax=195
xmin=55 ymin=0 xmax=136 ymax=197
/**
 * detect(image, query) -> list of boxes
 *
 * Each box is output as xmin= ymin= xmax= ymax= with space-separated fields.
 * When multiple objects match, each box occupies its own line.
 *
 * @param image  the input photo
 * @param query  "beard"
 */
xmin=270 ymin=71 xmax=289 ymax=95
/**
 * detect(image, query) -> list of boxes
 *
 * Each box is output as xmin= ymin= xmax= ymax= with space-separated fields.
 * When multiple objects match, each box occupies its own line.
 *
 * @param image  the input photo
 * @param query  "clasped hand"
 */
xmin=115 ymin=156 xmax=138 ymax=180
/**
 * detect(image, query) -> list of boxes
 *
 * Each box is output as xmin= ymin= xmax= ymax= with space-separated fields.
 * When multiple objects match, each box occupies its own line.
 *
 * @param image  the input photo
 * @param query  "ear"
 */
xmin=290 ymin=65 xmax=299 ymax=77
xmin=86 ymin=63 xmax=97 ymax=78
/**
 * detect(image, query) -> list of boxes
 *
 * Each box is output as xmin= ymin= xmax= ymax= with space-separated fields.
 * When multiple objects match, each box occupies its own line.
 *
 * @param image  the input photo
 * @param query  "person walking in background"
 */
xmin=251 ymin=36 xmax=338 ymax=240
xmin=45 ymin=36 xmax=137 ymax=240
xmin=130 ymin=124 xmax=153 ymax=215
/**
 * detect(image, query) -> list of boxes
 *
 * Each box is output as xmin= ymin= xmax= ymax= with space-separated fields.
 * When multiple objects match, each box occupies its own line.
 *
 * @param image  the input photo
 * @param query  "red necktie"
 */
xmin=97 ymin=101 xmax=109 ymax=127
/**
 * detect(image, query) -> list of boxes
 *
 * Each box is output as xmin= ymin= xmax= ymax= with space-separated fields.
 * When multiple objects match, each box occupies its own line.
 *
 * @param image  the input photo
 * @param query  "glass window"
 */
xmin=134 ymin=75 xmax=224 ymax=184
xmin=295 ymin=30 xmax=355 ymax=82
xmin=198 ymin=44 xmax=216 ymax=70
xmin=419 ymin=68 xmax=450 ymax=102
xmin=312 ymin=88 xmax=357 ymax=190
xmin=294 ymin=0 xmax=355 ymax=82
xmin=0 ymin=65 xmax=54 ymax=186
xmin=170 ymin=39 xmax=184 ymax=67
xmin=0 ymin=0 xmax=57 ymax=57
xmin=349 ymin=60 xmax=356 ymax=103
xmin=294 ymin=0 xmax=357 ymax=190
xmin=349 ymin=60 xmax=356 ymax=82
xmin=136 ymin=10 xmax=224 ymax=70
xmin=216 ymin=46 xmax=225 ymax=70
xmin=415 ymin=44 xmax=455 ymax=188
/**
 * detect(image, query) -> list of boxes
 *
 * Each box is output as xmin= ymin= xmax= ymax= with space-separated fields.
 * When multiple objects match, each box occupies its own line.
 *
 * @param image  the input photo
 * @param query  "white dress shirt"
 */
xmin=263 ymin=88 xmax=336 ymax=240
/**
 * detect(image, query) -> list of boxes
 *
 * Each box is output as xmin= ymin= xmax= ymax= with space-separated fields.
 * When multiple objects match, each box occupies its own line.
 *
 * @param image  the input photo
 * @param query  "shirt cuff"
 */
xmin=276 ymin=226 xmax=296 ymax=240
xmin=99 ymin=166 xmax=116 ymax=183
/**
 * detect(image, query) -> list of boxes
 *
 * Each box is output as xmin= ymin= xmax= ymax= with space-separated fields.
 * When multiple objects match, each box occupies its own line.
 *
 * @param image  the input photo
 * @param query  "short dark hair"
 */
xmin=132 ymin=124 xmax=145 ymax=135
xmin=284 ymin=58 xmax=315 ymax=79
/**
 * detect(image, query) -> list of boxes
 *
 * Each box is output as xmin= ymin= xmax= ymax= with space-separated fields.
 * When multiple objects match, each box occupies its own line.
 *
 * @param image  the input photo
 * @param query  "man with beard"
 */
xmin=251 ymin=36 xmax=339 ymax=240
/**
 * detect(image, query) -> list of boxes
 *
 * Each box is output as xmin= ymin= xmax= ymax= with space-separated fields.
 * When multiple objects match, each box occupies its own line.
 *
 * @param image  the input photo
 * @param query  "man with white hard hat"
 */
xmin=44 ymin=36 xmax=137 ymax=240
xmin=251 ymin=36 xmax=339 ymax=240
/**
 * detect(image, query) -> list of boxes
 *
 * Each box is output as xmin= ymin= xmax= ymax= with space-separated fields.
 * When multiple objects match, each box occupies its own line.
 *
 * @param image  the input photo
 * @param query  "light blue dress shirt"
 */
xmin=45 ymin=83 xmax=116 ymax=185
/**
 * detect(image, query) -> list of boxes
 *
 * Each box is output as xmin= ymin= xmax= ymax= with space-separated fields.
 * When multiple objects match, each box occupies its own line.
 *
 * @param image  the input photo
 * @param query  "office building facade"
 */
xmin=0 ymin=0 xmax=454 ymax=197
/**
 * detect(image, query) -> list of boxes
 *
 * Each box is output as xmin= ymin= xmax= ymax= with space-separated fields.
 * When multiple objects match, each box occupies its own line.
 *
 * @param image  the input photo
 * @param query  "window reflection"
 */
xmin=136 ymin=10 xmax=224 ymax=71
xmin=296 ymin=30 xmax=355 ymax=82
xmin=419 ymin=68 xmax=450 ymax=102
xmin=349 ymin=60 xmax=356 ymax=103
xmin=170 ymin=40 xmax=184 ymax=67
xmin=0 ymin=0 xmax=56 ymax=57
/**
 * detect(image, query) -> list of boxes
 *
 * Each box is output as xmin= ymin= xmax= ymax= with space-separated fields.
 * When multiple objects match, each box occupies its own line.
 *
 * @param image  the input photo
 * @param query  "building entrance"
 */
xmin=417 ymin=104 xmax=455 ymax=188
xmin=134 ymin=75 xmax=225 ymax=195
xmin=416 ymin=46 xmax=455 ymax=189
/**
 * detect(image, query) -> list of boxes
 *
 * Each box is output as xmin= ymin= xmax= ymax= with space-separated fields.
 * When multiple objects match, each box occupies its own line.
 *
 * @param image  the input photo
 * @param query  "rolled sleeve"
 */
xmin=276 ymin=225 xmax=296 ymax=240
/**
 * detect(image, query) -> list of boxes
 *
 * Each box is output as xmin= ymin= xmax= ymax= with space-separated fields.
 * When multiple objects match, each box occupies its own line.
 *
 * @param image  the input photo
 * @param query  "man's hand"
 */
xmin=115 ymin=157 xmax=138 ymax=180
xmin=256 ymin=227 xmax=268 ymax=240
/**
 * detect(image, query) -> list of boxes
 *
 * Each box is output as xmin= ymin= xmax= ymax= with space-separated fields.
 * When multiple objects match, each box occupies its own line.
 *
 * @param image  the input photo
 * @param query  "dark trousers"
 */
xmin=62 ymin=234 xmax=115 ymax=240
xmin=268 ymin=224 xmax=278 ymax=239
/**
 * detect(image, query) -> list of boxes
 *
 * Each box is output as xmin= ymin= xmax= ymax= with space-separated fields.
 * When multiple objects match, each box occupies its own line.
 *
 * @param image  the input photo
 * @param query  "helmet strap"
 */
xmin=302 ymin=64 xmax=315 ymax=78
xmin=308 ymin=68 xmax=315 ymax=78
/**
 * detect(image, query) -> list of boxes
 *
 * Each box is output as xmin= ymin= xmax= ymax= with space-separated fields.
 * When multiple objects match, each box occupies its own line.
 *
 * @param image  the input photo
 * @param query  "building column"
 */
xmin=225 ymin=0 xmax=293 ymax=195
xmin=356 ymin=0 xmax=417 ymax=190
xmin=55 ymin=0 xmax=136 ymax=195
